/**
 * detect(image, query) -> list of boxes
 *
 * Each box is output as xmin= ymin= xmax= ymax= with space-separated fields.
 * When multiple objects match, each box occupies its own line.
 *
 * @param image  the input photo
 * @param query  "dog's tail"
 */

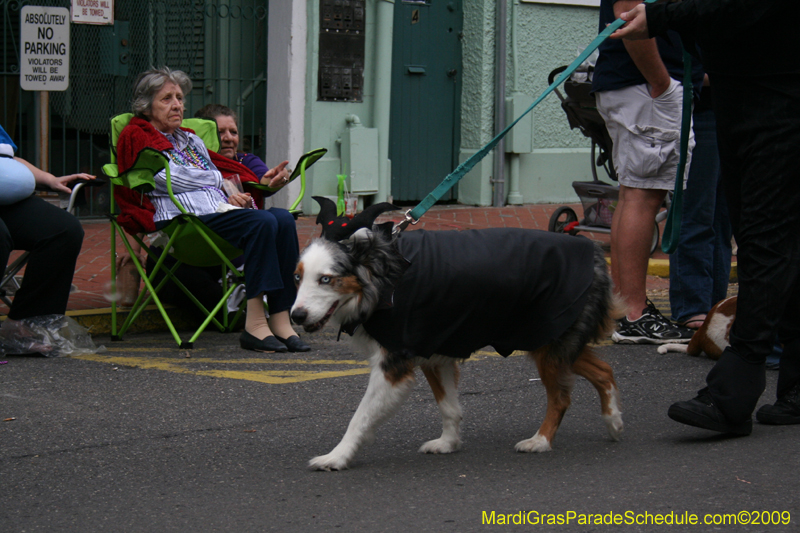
xmin=601 ymin=292 xmax=629 ymax=339
xmin=657 ymin=343 xmax=689 ymax=355
xmin=589 ymin=246 xmax=628 ymax=342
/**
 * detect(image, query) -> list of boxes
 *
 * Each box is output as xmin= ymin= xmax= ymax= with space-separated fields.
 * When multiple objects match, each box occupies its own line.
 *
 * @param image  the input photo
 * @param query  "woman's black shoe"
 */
xmin=275 ymin=335 xmax=311 ymax=352
xmin=240 ymin=331 xmax=288 ymax=352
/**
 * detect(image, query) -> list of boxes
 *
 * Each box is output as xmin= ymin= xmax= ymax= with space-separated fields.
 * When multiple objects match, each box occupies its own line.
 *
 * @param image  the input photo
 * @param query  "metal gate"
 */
xmin=0 ymin=0 xmax=268 ymax=217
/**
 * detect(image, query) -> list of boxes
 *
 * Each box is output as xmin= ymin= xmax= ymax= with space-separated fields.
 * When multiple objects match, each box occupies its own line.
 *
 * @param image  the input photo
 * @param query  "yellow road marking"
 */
xmin=71 ymin=344 xmax=611 ymax=385
xmin=72 ymin=354 xmax=369 ymax=384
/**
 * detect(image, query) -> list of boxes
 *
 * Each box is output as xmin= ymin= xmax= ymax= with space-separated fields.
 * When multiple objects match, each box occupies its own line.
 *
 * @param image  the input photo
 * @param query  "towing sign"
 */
xmin=20 ymin=6 xmax=70 ymax=91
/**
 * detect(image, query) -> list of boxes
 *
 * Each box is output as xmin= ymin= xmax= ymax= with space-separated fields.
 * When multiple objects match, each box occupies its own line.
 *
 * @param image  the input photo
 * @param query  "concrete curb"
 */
xmin=67 ymin=306 xmax=203 ymax=337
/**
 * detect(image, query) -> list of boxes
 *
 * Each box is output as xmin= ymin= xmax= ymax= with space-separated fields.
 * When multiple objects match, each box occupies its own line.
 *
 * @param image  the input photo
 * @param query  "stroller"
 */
xmin=547 ymin=65 xmax=664 ymax=254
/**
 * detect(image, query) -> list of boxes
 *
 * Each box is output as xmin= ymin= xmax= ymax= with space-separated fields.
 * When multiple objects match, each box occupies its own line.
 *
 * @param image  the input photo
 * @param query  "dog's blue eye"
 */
xmin=294 ymin=273 xmax=301 ymax=283
xmin=320 ymin=276 xmax=331 ymax=284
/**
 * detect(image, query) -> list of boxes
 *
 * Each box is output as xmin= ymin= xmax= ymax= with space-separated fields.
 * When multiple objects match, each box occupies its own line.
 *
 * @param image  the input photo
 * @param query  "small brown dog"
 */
xmin=657 ymin=296 xmax=737 ymax=360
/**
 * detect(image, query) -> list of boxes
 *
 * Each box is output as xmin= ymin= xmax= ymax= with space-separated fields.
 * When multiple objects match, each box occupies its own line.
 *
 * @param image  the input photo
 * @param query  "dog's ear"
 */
xmin=313 ymin=196 xmax=399 ymax=242
xmin=373 ymin=221 xmax=395 ymax=240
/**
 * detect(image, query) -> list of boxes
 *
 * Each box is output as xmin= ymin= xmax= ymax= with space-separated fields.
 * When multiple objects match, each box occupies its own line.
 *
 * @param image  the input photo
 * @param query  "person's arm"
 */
xmin=13 ymin=157 xmax=94 ymax=194
xmin=612 ymin=0 xmax=752 ymax=41
xmin=238 ymin=152 xmax=292 ymax=190
xmin=116 ymin=235 xmax=146 ymax=270
xmin=153 ymin=165 xmax=223 ymax=194
xmin=614 ymin=0 xmax=671 ymax=98
xmin=153 ymin=134 xmax=224 ymax=194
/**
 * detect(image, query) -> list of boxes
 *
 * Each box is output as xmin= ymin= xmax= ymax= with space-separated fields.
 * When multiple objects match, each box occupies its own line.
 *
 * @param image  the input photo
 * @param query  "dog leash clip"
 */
xmin=393 ymin=210 xmax=418 ymax=235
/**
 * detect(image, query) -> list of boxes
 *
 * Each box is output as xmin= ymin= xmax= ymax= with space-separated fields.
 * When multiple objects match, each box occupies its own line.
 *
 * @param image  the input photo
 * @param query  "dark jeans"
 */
xmin=705 ymin=72 xmax=800 ymax=422
xmin=0 ymin=195 xmax=84 ymax=320
xmin=154 ymin=207 xmax=300 ymax=315
xmin=669 ymin=107 xmax=732 ymax=323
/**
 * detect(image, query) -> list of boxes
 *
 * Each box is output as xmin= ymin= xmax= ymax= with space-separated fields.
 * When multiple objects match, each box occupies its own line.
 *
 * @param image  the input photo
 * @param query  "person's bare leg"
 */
xmin=245 ymin=295 xmax=273 ymax=340
xmin=611 ymin=185 xmax=667 ymax=320
xmin=268 ymin=310 xmax=298 ymax=339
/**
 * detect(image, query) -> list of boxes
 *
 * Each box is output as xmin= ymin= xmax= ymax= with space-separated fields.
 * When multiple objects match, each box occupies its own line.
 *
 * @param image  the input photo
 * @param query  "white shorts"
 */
xmin=596 ymin=78 xmax=694 ymax=190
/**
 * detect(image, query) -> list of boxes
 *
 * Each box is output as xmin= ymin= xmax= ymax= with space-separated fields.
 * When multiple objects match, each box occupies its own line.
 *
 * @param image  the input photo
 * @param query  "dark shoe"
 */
xmin=756 ymin=383 xmax=800 ymax=425
xmin=240 ymin=331 xmax=288 ymax=353
xmin=275 ymin=335 xmax=311 ymax=352
xmin=612 ymin=300 xmax=694 ymax=345
xmin=668 ymin=389 xmax=752 ymax=436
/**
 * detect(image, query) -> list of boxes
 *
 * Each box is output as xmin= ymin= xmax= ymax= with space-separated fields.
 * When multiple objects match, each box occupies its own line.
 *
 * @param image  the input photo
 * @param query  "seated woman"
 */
xmin=115 ymin=67 xmax=308 ymax=353
xmin=1 ymin=123 xmax=92 ymax=354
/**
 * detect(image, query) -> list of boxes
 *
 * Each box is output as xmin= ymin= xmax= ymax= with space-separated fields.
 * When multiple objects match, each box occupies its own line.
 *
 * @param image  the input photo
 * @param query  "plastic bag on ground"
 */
xmin=0 ymin=315 xmax=104 ymax=357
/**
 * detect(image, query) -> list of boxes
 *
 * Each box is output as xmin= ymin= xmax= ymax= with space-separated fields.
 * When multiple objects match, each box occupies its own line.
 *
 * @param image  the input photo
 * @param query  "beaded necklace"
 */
xmin=167 ymin=144 xmax=212 ymax=170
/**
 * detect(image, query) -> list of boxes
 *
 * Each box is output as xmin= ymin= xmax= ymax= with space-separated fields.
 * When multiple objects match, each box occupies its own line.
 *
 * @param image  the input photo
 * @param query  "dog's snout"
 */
xmin=291 ymin=308 xmax=308 ymax=324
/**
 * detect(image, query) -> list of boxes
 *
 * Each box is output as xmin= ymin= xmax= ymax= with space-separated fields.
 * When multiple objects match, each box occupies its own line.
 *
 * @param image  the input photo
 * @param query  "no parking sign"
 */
xmin=20 ymin=6 xmax=70 ymax=91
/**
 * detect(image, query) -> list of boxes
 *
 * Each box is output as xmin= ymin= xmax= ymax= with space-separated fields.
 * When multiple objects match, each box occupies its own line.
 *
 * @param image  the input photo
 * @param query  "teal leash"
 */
xmin=660 ymin=47 xmax=693 ymax=254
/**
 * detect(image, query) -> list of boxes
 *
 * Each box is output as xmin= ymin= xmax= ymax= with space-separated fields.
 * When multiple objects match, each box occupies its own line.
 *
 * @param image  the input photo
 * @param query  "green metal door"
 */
xmin=389 ymin=0 xmax=462 ymax=203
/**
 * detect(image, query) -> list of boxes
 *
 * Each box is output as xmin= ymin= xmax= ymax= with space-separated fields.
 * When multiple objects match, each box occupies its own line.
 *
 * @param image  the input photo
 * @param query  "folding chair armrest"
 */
xmin=112 ymin=147 xmax=171 ymax=194
xmin=66 ymin=178 xmax=105 ymax=214
xmin=102 ymin=162 xmax=120 ymax=180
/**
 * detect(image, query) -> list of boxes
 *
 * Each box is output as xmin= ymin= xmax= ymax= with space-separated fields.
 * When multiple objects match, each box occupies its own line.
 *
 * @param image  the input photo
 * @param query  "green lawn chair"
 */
xmin=103 ymin=114 xmax=248 ymax=348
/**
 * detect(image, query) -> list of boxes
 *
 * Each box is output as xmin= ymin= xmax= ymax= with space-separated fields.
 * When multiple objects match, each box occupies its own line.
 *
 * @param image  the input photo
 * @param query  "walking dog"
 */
xmin=291 ymin=198 xmax=626 ymax=470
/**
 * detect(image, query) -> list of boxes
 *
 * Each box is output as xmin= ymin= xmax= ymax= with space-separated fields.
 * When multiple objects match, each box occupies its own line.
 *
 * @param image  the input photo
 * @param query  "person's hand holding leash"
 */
xmin=610 ymin=4 xmax=650 ymax=40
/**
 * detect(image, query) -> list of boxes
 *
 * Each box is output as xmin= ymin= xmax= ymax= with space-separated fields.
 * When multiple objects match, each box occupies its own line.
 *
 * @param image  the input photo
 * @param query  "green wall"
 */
xmin=302 ymin=0 xmax=602 ymax=211
xmin=458 ymin=1 xmax=601 ymax=205
xmin=302 ymin=0 xmax=383 ymax=214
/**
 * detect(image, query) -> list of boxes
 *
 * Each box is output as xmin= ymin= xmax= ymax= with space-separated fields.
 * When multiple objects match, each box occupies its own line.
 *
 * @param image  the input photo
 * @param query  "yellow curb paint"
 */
xmin=184 ymin=368 xmax=370 ymax=384
xmin=607 ymin=257 xmax=738 ymax=280
xmin=101 ymin=347 xmax=208 ymax=353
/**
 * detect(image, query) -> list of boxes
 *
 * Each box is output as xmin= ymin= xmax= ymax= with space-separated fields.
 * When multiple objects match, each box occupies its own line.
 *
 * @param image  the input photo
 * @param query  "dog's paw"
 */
xmin=308 ymin=453 xmax=351 ymax=471
xmin=514 ymin=433 xmax=552 ymax=453
xmin=604 ymin=413 xmax=624 ymax=441
xmin=418 ymin=437 xmax=461 ymax=454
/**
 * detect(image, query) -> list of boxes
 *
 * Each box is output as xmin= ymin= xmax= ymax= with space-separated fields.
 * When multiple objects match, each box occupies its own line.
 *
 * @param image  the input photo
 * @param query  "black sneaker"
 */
xmin=756 ymin=382 xmax=800 ymax=425
xmin=611 ymin=301 xmax=694 ymax=344
xmin=668 ymin=388 xmax=753 ymax=436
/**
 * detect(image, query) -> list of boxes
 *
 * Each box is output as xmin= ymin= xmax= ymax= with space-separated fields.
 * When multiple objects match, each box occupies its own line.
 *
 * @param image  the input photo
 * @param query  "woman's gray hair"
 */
xmin=194 ymin=103 xmax=238 ymax=126
xmin=131 ymin=67 xmax=192 ymax=117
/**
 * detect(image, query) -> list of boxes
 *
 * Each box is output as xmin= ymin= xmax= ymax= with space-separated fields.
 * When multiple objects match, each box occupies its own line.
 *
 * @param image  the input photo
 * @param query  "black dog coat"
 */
xmin=351 ymin=228 xmax=596 ymax=360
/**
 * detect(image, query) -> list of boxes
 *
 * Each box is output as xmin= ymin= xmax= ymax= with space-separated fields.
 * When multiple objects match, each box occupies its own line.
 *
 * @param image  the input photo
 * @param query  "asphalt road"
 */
xmin=1 ymin=328 xmax=798 ymax=532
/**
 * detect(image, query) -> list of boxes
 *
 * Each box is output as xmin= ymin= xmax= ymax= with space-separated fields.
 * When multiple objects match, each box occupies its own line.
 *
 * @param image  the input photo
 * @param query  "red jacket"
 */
xmin=113 ymin=116 xmax=262 ymax=234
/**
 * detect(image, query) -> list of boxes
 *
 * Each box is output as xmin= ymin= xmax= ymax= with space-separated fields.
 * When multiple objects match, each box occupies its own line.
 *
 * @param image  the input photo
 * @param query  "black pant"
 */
xmin=705 ymin=72 xmax=800 ymax=422
xmin=0 ymin=195 xmax=84 ymax=320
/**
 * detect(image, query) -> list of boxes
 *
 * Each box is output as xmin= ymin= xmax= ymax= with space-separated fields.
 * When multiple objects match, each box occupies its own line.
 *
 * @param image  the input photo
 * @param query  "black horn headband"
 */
xmin=313 ymin=196 xmax=399 ymax=241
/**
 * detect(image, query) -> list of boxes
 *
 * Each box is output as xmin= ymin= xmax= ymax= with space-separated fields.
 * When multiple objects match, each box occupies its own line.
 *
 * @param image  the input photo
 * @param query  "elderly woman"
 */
xmin=1 ymin=123 xmax=92 ymax=354
xmin=115 ymin=67 xmax=308 ymax=353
